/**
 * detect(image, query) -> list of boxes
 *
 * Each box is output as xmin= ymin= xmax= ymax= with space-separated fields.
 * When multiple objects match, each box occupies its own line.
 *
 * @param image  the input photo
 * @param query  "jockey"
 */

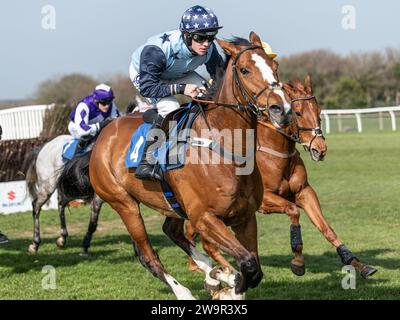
xmin=68 ymin=84 xmax=121 ymax=148
xmin=129 ymin=5 xmax=226 ymax=180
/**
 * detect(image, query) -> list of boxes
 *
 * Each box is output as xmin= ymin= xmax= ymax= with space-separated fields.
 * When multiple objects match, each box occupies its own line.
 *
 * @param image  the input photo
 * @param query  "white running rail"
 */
xmin=0 ymin=104 xmax=54 ymax=140
xmin=321 ymin=106 xmax=400 ymax=134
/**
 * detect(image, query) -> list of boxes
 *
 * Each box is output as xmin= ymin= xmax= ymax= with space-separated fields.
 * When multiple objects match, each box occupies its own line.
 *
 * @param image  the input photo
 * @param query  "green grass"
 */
xmin=1 ymin=132 xmax=400 ymax=299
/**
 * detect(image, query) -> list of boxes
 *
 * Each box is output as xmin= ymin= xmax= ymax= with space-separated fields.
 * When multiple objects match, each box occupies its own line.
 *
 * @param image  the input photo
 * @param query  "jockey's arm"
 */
xmin=138 ymin=45 xmax=186 ymax=99
xmin=73 ymin=102 xmax=100 ymax=137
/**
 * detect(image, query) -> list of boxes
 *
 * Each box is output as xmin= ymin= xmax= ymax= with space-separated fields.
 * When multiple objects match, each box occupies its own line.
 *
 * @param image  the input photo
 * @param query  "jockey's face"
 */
xmin=189 ymin=32 xmax=215 ymax=56
xmin=97 ymin=100 xmax=112 ymax=113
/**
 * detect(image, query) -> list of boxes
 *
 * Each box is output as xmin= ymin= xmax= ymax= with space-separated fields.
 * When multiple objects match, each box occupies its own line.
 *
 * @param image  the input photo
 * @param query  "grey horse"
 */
xmin=25 ymin=134 xmax=103 ymax=255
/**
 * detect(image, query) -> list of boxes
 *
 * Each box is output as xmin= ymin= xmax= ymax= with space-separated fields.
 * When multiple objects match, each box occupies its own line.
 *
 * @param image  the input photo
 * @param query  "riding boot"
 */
xmin=78 ymin=135 xmax=94 ymax=150
xmin=0 ymin=231 xmax=9 ymax=244
xmin=135 ymin=115 xmax=164 ymax=181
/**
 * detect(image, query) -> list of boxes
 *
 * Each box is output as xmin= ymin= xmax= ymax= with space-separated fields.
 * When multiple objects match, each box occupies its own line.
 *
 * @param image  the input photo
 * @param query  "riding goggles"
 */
xmin=191 ymin=32 xmax=216 ymax=43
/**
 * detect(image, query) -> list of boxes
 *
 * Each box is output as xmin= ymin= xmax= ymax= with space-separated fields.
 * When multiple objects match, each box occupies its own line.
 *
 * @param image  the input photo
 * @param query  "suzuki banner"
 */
xmin=0 ymin=181 xmax=57 ymax=215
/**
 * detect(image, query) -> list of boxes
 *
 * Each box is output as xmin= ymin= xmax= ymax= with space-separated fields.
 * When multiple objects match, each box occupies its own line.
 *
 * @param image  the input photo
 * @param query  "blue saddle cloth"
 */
xmin=125 ymin=106 xmax=199 ymax=172
xmin=62 ymin=139 xmax=90 ymax=161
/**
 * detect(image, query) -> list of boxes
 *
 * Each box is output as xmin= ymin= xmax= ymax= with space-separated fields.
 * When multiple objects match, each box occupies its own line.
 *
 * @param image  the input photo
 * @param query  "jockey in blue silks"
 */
xmin=68 ymin=83 xmax=121 ymax=148
xmin=129 ymin=5 xmax=226 ymax=180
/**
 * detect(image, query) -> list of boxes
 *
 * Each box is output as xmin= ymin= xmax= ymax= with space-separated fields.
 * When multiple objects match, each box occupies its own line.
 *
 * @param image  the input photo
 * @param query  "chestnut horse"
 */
xmin=89 ymin=32 xmax=289 ymax=299
xmin=186 ymin=77 xmax=377 ymax=282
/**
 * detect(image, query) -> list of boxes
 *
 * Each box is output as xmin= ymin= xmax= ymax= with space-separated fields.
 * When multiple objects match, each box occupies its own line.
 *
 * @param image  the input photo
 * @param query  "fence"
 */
xmin=0 ymin=104 xmax=54 ymax=140
xmin=321 ymin=106 xmax=400 ymax=134
xmin=1 ymin=104 xmax=400 ymax=139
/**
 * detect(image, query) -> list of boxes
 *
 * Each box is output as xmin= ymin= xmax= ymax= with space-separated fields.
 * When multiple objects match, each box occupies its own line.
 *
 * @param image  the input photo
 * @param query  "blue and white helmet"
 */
xmin=179 ymin=5 xmax=222 ymax=34
xmin=93 ymin=83 xmax=114 ymax=101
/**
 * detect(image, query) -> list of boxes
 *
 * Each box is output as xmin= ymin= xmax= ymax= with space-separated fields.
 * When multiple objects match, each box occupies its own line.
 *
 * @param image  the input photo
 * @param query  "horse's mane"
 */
xmin=203 ymin=37 xmax=251 ymax=100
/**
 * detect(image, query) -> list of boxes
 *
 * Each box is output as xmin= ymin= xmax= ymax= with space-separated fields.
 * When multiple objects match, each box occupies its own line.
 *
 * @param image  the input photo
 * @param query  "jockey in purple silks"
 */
xmin=68 ymin=84 xmax=121 ymax=147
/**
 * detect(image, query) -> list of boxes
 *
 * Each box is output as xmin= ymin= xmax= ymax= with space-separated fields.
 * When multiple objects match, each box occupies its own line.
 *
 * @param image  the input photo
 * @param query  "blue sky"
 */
xmin=0 ymin=0 xmax=399 ymax=100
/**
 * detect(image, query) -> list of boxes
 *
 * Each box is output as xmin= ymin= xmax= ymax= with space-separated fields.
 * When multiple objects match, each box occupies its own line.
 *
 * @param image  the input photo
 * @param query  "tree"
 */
xmin=35 ymin=73 xmax=97 ymax=106
xmin=324 ymin=76 xmax=367 ymax=109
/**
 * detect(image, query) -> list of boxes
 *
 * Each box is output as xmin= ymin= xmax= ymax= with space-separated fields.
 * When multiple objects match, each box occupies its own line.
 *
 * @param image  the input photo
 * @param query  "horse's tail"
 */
xmin=25 ymin=145 xmax=45 ymax=201
xmin=57 ymin=151 xmax=94 ymax=202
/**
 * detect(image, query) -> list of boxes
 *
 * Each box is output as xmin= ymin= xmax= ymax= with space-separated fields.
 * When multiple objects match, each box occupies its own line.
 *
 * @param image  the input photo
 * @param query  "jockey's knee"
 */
xmin=156 ymin=97 xmax=180 ymax=118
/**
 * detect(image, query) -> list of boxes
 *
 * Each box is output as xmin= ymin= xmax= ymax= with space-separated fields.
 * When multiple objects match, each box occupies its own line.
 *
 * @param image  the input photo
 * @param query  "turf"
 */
xmin=0 ymin=132 xmax=399 ymax=300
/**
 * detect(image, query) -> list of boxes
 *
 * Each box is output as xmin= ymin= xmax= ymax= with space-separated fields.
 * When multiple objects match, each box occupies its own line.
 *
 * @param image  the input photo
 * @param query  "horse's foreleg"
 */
xmin=185 ymin=221 xmax=201 ymax=272
xmin=296 ymin=185 xmax=377 ymax=278
xmin=194 ymin=212 xmax=263 ymax=295
xmin=110 ymin=198 xmax=195 ymax=300
xmin=185 ymin=221 xmax=236 ymax=274
xmin=163 ymin=218 xmax=222 ymax=296
xmin=260 ymin=192 xmax=305 ymax=276
xmin=81 ymin=194 xmax=104 ymax=256
xmin=56 ymin=191 xmax=69 ymax=249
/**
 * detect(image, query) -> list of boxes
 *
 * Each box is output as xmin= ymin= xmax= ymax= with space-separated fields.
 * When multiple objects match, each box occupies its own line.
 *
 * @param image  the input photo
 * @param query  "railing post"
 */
xmin=355 ymin=113 xmax=362 ymax=132
xmin=323 ymin=113 xmax=330 ymax=134
xmin=389 ymin=110 xmax=396 ymax=131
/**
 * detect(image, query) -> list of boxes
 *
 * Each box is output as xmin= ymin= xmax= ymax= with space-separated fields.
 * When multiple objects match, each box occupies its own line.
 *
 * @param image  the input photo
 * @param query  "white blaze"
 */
xmin=251 ymin=53 xmax=291 ymax=113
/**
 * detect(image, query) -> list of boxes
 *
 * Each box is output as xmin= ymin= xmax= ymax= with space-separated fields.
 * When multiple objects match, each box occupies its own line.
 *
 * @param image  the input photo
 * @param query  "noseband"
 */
xmin=231 ymin=45 xmax=284 ymax=116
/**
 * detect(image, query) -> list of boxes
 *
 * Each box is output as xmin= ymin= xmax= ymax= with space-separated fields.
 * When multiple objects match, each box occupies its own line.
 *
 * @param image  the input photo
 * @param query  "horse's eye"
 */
xmin=240 ymin=67 xmax=250 ymax=75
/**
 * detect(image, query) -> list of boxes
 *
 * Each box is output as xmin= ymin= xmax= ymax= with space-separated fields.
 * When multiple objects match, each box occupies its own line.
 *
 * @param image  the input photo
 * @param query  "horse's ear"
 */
xmin=249 ymin=31 xmax=262 ymax=46
xmin=217 ymin=39 xmax=239 ymax=56
xmin=283 ymin=83 xmax=294 ymax=97
xmin=293 ymin=79 xmax=304 ymax=91
xmin=305 ymin=74 xmax=313 ymax=94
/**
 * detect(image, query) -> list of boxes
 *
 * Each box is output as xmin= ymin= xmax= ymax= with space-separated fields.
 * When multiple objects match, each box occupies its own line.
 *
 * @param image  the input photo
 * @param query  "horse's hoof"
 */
xmin=56 ymin=237 xmax=66 ymax=248
xmin=209 ymin=266 xmax=224 ymax=280
xmin=79 ymin=251 xmax=89 ymax=258
xmin=28 ymin=244 xmax=38 ymax=254
xmin=360 ymin=265 xmax=378 ymax=279
xmin=204 ymin=280 xmax=221 ymax=296
xmin=212 ymin=287 xmax=245 ymax=300
xmin=290 ymin=262 xmax=306 ymax=276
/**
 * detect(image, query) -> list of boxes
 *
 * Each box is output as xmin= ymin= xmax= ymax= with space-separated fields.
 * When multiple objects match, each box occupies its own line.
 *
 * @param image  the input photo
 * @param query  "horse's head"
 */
xmin=216 ymin=32 xmax=290 ymax=120
xmin=283 ymin=76 xmax=327 ymax=161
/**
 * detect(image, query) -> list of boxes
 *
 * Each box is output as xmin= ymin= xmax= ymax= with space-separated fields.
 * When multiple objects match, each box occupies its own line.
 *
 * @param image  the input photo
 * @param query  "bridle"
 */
xmin=231 ymin=45 xmax=284 ymax=116
xmin=193 ymin=44 xmax=284 ymax=117
xmin=257 ymin=95 xmax=324 ymax=157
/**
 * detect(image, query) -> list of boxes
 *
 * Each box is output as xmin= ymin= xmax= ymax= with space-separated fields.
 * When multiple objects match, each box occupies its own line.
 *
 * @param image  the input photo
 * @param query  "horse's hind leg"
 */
xmin=81 ymin=194 xmax=104 ymax=256
xmin=107 ymin=195 xmax=195 ymax=300
xmin=296 ymin=185 xmax=378 ymax=278
xmin=56 ymin=190 xmax=69 ymax=248
xmin=162 ymin=218 xmax=222 ymax=296
xmin=28 ymin=190 xmax=52 ymax=254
